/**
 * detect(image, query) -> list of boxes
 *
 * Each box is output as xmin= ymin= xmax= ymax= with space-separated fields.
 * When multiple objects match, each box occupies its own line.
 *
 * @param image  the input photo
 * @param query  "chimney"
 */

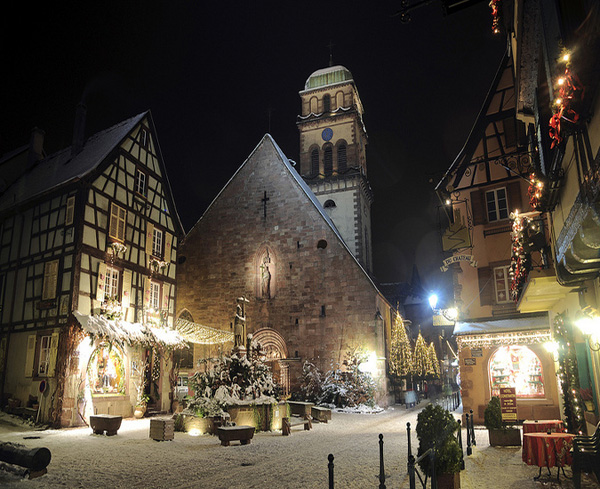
xmin=27 ymin=127 xmax=45 ymax=168
xmin=71 ymin=102 xmax=87 ymax=157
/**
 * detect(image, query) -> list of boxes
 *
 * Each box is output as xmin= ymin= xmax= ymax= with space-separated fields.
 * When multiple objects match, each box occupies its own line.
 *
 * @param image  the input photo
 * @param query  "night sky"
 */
xmin=2 ymin=1 xmax=506 ymax=300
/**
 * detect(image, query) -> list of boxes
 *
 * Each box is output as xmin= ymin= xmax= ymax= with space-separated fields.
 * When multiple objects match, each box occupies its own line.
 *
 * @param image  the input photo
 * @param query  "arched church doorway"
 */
xmin=252 ymin=328 xmax=289 ymax=396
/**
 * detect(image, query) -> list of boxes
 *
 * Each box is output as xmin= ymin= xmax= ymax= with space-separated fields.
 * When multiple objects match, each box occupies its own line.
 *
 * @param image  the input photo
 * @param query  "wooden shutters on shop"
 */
xmin=164 ymin=232 xmax=173 ymax=263
xmin=24 ymin=335 xmax=36 ymax=377
xmin=478 ymin=266 xmax=493 ymax=306
xmin=122 ymin=269 xmax=132 ymax=309
xmin=471 ymin=189 xmax=486 ymax=226
xmin=96 ymin=262 xmax=107 ymax=303
xmin=146 ymin=222 xmax=154 ymax=267
xmin=143 ymin=276 xmax=152 ymax=310
xmin=162 ymin=283 xmax=170 ymax=314
xmin=47 ymin=332 xmax=59 ymax=377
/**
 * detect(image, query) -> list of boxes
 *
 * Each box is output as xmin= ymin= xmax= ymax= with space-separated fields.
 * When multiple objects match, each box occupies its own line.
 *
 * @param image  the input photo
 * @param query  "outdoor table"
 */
xmin=522 ymin=419 xmax=564 ymax=434
xmin=523 ymin=432 xmax=574 ymax=481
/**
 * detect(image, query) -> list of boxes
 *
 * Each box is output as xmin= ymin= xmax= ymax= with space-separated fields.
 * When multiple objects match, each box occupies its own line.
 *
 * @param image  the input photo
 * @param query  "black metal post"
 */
xmin=328 ymin=453 xmax=334 ymax=489
xmin=430 ymin=447 xmax=437 ymax=489
xmin=379 ymin=433 xmax=386 ymax=489
xmin=466 ymin=413 xmax=472 ymax=456
xmin=457 ymin=419 xmax=465 ymax=470
xmin=470 ymin=409 xmax=476 ymax=446
xmin=408 ymin=454 xmax=416 ymax=489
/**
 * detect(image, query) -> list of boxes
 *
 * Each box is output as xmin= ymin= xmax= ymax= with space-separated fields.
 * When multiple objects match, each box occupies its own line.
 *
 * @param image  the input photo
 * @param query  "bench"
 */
xmin=572 ymin=421 xmax=600 ymax=489
xmin=89 ymin=414 xmax=122 ymax=436
xmin=311 ymin=406 xmax=331 ymax=423
xmin=217 ymin=425 xmax=255 ymax=446
xmin=282 ymin=414 xmax=312 ymax=436
xmin=288 ymin=401 xmax=314 ymax=417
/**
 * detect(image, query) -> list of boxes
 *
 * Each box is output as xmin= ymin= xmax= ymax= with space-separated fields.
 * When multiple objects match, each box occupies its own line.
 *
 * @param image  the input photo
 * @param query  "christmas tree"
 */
xmin=428 ymin=342 xmax=441 ymax=379
xmin=414 ymin=332 xmax=432 ymax=378
xmin=389 ymin=312 xmax=414 ymax=379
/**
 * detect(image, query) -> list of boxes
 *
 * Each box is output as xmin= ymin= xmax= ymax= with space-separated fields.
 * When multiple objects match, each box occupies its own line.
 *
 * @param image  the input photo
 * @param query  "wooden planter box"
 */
xmin=181 ymin=415 xmax=219 ymax=435
xmin=90 ymin=414 xmax=122 ymax=436
xmin=488 ymin=428 xmax=521 ymax=446
xmin=437 ymin=472 xmax=460 ymax=489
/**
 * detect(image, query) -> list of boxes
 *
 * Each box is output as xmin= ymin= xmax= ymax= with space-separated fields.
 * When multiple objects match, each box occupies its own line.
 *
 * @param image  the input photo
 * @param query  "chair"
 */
xmin=572 ymin=426 xmax=600 ymax=489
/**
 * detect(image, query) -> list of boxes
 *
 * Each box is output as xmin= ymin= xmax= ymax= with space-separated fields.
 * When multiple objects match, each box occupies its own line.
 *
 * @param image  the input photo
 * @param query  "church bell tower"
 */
xmin=297 ymin=65 xmax=373 ymax=272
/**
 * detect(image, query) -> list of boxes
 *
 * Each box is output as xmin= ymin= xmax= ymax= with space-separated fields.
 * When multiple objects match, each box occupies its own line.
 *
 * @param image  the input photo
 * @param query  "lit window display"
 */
xmin=489 ymin=345 xmax=544 ymax=398
xmin=87 ymin=344 xmax=126 ymax=395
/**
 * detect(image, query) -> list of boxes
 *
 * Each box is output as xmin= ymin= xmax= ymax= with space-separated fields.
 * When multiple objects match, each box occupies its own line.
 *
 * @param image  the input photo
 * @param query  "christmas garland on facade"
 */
xmin=509 ymin=212 xmax=532 ymax=302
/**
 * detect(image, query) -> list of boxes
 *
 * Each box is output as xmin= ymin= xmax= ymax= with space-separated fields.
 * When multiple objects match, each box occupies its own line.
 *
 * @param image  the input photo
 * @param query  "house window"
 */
xmin=109 ymin=203 xmax=126 ymax=242
xmin=489 ymin=345 xmax=544 ymax=398
xmin=150 ymin=282 xmax=161 ymax=310
xmin=37 ymin=335 xmax=52 ymax=376
xmin=87 ymin=343 xmax=125 ymax=395
xmin=65 ymin=196 xmax=75 ymax=226
xmin=493 ymin=265 xmax=510 ymax=303
xmin=486 ymin=188 xmax=508 ymax=222
xmin=104 ymin=267 xmax=119 ymax=300
xmin=42 ymin=260 xmax=59 ymax=300
xmin=152 ymin=228 xmax=163 ymax=257
xmin=140 ymin=128 xmax=149 ymax=148
xmin=337 ymin=144 xmax=347 ymax=172
xmin=134 ymin=169 xmax=147 ymax=196
xmin=311 ymin=149 xmax=319 ymax=177
xmin=324 ymin=146 xmax=333 ymax=176
xmin=323 ymin=94 xmax=331 ymax=112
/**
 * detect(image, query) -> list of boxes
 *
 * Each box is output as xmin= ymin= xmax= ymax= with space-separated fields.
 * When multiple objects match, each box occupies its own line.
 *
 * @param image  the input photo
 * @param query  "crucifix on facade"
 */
xmin=262 ymin=190 xmax=269 ymax=219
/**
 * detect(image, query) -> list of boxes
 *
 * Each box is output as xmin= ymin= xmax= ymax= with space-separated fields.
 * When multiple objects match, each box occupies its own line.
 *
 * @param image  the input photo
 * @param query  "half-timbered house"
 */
xmin=0 ymin=108 xmax=185 ymax=427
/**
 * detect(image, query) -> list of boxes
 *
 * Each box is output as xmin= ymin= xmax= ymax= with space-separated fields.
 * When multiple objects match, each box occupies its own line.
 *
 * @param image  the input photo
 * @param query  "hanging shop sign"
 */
xmin=440 ymin=255 xmax=478 ymax=272
xmin=500 ymin=387 xmax=517 ymax=422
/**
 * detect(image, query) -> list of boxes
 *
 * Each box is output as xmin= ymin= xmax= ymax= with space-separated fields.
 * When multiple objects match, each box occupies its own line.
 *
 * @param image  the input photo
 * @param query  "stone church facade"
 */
xmin=176 ymin=135 xmax=392 ymax=400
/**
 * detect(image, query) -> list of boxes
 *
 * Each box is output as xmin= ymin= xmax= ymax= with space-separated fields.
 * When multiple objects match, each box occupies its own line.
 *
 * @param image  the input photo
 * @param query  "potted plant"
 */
xmin=134 ymin=394 xmax=150 ymax=419
xmin=416 ymin=404 xmax=462 ymax=489
xmin=484 ymin=396 xmax=521 ymax=446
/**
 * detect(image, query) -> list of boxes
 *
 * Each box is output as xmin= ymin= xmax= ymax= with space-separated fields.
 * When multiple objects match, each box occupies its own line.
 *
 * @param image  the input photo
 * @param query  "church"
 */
xmin=176 ymin=65 xmax=394 ymax=402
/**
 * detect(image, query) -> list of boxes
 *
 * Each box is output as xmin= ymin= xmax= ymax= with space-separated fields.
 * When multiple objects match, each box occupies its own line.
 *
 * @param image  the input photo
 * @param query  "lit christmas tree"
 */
xmin=414 ymin=332 xmax=432 ymax=378
xmin=389 ymin=312 xmax=414 ymax=379
xmin=428 ymin=342 xmax=441 ymax=379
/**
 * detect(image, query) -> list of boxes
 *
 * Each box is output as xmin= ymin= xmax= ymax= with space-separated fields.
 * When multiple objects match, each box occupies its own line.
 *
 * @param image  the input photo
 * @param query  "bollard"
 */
xmin=430 ymin=446 xmax=437 ymax=489
xmin=466 ymin=413 xmax=472 ymax=456
xmin=408 ymin=454 xmax=416 ymax=489
xmin=379 ymin=434 xmax=386 ymax=489
xmin=457 ymin=419 xmax=465 ymax=470
xmin=328 ymin=453 xmax=334 ymax=489
xmin=470 ymin=410 xmax=476 ymax=446
xmin=406 ymin=422 xmax=412 ymax=474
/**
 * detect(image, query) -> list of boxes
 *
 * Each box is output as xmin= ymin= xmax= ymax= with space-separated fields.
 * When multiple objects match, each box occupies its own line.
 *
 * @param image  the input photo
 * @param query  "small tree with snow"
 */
xmin=301 ymin=360 xmax=322 ymax=402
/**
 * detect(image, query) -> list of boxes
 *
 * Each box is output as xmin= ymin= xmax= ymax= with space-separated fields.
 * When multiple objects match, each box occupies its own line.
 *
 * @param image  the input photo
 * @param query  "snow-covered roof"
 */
xmin=74 ymin=311 xmax=187 ymax=348
xmin=453 ymin=313 xmax=549 ymax=336
xmin=0 ymin=112 xmax=147 ymax=213
xmin=304 ymin=65 xmax=353 ymax=90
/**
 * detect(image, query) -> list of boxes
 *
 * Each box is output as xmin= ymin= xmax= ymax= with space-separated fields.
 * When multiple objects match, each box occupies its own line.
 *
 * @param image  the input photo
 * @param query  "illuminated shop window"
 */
xmin=489 ymin=345 xmax=544 ymax=398
xmin=87 ymin=344 xmax=125 ymax=395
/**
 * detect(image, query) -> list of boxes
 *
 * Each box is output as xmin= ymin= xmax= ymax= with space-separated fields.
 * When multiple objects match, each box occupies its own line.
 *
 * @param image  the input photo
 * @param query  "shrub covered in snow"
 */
xmin=301 ymin=347 xmax=377 ymax=408
xmin=186 ymin=349 xmax=280 ymax=417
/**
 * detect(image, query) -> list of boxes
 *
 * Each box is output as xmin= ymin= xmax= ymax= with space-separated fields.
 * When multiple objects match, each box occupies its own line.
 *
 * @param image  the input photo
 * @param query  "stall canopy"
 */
xmin=453 ymin=313 xmax=551 ymax=349
xmin=175 ymin=317 xmax=234 ymax=345
xmin=74 ymin=311 xmax=187 ymax=349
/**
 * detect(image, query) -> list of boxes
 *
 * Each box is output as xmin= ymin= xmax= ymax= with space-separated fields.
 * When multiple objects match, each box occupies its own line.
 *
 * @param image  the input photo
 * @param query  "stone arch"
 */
xmin=255 ymin=245 xmax=277 ymax=300
xmin=253 ymin=327 xmax=289 ymax=395
xmin=335 ymin=90 xmax=345 ymax=109
xmin=309 ymin=96 xmax=318 ymax=114
xmin=177 ymin=309 xmax=194 ymax=323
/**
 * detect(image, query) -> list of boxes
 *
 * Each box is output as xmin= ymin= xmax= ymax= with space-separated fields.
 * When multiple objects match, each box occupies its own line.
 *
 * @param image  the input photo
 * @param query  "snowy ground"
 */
xmin=0 ymin=403 xmax=598 ymax=488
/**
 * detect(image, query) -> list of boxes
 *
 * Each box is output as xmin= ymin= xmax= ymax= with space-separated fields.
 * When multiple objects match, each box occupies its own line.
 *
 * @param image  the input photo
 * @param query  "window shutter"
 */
xmin=164 ymin=232 xmax=173 ymax=263
xmin=162 ymin=283 xmax=171 ymax=313
xmin=143 ymin=277 xmax=151 ymax=309
xmin=471 ymin=189 xmax=487 ymax=226
xmin=146 ymin=222 xmax=154 ymax=266
xmin=48 ymin=332 xmax=60 ymax=377
xmin=65 ymin=196 xmax=75 ymax=226
xmin=478 ymin=266 xmax=493 ymax=306
xmin=96 ymin=262 xmax=107 ymax=303
xmin=42 ymin=260 xmax=59 ymax=300
xmin=122 ymin=269 xmax=132 ymax=309
xmin=507 ymin=181 xmax=523 ymax=213
xmin=25 ymin=335 xmax=36 ymax=377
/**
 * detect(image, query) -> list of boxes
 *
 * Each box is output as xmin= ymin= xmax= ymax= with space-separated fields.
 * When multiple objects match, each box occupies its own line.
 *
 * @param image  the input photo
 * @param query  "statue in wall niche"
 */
xmin=260 ymin=250 xmax=272 ymax=299
xmin=234 ymin=297 xmax=249 ymax=349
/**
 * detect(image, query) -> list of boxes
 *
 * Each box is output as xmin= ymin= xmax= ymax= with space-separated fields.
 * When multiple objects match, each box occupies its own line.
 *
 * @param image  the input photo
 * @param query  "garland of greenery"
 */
xmin=553 ymin=313 xmax=585 ymax=433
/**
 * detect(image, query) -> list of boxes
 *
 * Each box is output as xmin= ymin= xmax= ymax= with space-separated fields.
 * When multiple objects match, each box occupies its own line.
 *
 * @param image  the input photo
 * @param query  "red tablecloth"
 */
xmin=522 ymin=433 xmax=574 ymax=468
xmin=522 ymin=419 xmax=564 ymax=434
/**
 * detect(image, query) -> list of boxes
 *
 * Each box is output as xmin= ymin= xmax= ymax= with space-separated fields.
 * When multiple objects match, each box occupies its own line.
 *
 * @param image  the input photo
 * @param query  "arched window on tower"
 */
xmin=337 ymin=144 xmax=347 ymax=172
xmin=311 ymin=149 xmax=319 ymax=177
xmin=324 ymin=146 xmax=333 ymax=176
xmin=323 ymin=94 xmax=331 ymax=112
